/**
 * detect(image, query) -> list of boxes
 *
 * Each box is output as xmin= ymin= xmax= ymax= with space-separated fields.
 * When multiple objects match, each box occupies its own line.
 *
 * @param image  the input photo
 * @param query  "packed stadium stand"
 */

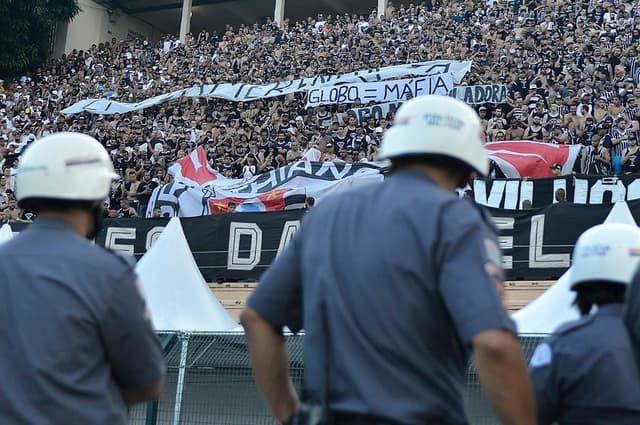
xmin=2 ymin=0 xmax=640 ymax=279
xmin=3 ymin=0 xmax=640 ymax=223
xmin=4 ymin=2 xmax=639 ymax=424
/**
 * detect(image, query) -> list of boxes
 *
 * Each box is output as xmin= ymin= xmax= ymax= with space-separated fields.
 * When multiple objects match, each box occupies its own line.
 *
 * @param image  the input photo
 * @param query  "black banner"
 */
xmin=8 ymin=200 xmax=640 ymax=281
xmin=95 ymin=210 xmax=304 ymax=282
xmin=489 ymin=199 xmax=640 ymax=280
xmin=474 ymin=173 xmax=640 ymax=209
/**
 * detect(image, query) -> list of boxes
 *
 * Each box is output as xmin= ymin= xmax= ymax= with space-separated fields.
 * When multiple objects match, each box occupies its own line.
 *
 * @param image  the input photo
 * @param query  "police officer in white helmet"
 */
xmin=0 ymin=133 xmax=165 ymax=424
xmin=242 ymin=96 xmax=535 ymax=425
xmin=627 ymin=252 xmax=640 ymax=375
xmin=530 ymin=223 xmax=640 ymax=424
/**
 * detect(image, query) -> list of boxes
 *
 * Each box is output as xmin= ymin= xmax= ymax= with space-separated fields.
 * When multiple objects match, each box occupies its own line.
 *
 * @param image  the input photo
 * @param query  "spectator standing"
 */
xmin=117 ymin=198 xmax=138 ymax=218
xmin=136 ymin=171 xmax=158 ymax=217
xmin=123 ymin=169 xmax=140 ymax=212
xmin=241 ymin=96 xmax=535 ymax=425
xmin=0 ymin=133 xmax=165 ymax=424
xmin=4 ymin=198 xmax=21 ymax=222
xmin=582 ymin=133 xmax=610 ymax=175
xmin=621 ymin=135 xmax=640 ymax=174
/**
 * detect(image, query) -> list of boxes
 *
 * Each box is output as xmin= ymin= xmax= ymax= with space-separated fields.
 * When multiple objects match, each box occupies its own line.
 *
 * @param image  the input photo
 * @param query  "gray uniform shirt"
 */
xmin=627 ymin=268 xmax=640 ymax=372
xmin=248 ymin=170 xmax=514 ymax=425
xmin=0 ymin=218 xmax=165 ymax=425
xmin=530 ymin=304 xmax=640 ymax=425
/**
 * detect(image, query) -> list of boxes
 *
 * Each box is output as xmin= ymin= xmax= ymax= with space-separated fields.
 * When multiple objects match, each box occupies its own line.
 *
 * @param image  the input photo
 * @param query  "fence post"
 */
xmin=145 ymin=333 xmax=177 ymax=425
xmin=173 ymin=332 xmax=190 ymax=425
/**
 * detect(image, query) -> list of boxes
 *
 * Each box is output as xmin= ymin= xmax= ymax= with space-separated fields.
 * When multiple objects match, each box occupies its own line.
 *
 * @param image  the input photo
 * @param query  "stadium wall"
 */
xmin=53 ymin=0 xmax=163 ymax=56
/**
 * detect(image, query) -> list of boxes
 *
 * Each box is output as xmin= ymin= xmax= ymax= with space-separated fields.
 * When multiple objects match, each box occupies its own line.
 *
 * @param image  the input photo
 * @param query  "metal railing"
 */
xmin=129 ymin=332 xmax=544 ymax=425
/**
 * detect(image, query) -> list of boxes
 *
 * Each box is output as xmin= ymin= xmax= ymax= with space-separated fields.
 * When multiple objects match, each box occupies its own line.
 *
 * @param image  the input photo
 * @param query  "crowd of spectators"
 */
xmin=1 ymin=0 xmax=640 ymax=220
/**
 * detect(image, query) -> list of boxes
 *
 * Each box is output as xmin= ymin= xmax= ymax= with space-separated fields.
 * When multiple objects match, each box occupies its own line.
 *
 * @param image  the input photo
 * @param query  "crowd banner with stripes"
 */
xmin=61 ymin=61 xmax=471 ymax=115
xmin=147 ymin=149 xmax=384 ymax=217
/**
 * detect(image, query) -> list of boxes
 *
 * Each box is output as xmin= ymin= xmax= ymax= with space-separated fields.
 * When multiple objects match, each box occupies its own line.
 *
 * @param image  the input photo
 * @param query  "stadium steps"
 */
xmin=210 ymin=281 xmax=553 ymax=321
xmin=209 ymin=282 xmax=258 ymax=322
xmin=503 ymin=281 xmax=553 ymax=313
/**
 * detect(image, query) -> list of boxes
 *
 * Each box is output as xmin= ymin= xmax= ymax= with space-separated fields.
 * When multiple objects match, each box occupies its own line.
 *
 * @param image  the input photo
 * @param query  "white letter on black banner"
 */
xmin=145 ymin=226 xmax=166 ymax=251
xmin=491 ymin=217 xmax=514 ymax=269
xmin=529 ymin=214 xmax=570 ymax=268
xmin=227 ymin=222 xmax=262 ymax=270
xmin=104 ymin=227 xmax=136 ymax=256
xmin=276 ymin=220 xmax=300 ymax=257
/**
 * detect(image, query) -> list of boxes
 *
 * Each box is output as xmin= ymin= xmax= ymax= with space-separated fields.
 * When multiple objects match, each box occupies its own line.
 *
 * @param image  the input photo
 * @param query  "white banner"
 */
xmin=449 ymin=84 xmax=507 ymax=104
xmin=62 ymin=61 xmax=471 ymax=115
xmin=305 ymin=74 xmax=453 ymax=108
xmin=340 ymin=84 xmax=508 ymax=124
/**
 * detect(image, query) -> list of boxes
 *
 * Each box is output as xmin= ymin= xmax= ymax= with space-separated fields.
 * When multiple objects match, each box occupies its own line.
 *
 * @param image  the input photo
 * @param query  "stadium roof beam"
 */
xmin=179 ymin=0 xmax=192 ymax=42
xmin=274 ymin=0 xmax=285 ymax=28
xmin=377 ymin=0 xmax=387 ymax=18
xmin=120 ymin=0 xmax=234 ymax=14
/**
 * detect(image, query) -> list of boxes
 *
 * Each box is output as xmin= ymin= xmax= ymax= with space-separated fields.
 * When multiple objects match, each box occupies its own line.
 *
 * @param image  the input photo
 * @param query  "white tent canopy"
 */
xmin=513 ymin=201 xmax=637 ymax=335
xmin=0 ymin=224 xmax=13 ymax=245
xmin=135 ymin=217 xmax=238 ymax=332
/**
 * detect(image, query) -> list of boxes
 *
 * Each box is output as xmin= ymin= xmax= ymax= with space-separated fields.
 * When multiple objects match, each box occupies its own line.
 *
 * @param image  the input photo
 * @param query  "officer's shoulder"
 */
xmin=554 ymin=314 xmax=596 ymax=336
xmin=438 ymin=197 xmax=493 ymax=227
xmin=94 ymin=244 xmax=137 ymax=270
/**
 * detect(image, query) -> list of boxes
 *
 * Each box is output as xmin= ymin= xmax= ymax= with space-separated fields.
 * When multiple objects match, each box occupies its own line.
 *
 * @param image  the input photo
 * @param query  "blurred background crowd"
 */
xmin=2 ymin=0 xmax=640 ymax=220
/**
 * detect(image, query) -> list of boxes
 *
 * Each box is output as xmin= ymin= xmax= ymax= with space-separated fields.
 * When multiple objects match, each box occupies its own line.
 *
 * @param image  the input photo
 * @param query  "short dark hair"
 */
xmin=390 ymin=154 xmax=473 ymax=187
xmin=572 ymin=283 xmax=626 ymax=316
xmin=18 ymin=198 xmax=96 ymax=214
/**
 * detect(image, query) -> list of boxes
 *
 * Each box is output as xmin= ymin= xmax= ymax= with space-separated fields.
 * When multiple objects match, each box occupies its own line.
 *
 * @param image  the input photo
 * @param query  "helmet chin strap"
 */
xmin=87 ymin=202 xmax=104 ymax=240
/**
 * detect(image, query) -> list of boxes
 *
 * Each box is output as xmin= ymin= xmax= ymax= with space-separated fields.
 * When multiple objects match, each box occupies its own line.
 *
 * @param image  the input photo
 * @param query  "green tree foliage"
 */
xmin=0 ymin=0 xmax=80 ymax=77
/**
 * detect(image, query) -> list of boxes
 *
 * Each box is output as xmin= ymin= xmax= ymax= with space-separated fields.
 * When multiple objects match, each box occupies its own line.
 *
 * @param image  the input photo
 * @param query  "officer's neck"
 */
xmin=403 ymin=164 xmax=460 ymax=192
xmin=38 ymin=210 xmax=94 ymax=238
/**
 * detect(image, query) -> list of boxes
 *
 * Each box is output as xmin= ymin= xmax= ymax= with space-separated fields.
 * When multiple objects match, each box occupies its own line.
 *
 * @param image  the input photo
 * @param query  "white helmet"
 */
xmin=16 ymin=132 xmax=119 ymax=205
xmin=377 ymin=95 xmax=488 ymax=175
xmin=570 ymin=223 xmax=640 ymax=289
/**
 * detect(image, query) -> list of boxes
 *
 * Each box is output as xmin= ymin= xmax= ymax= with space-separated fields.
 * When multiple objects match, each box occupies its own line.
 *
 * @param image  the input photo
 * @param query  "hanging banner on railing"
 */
xmin=62 ymin=61 xmax=471 ymax=115
xmin=486 ymin=201 xmax=639 ymax=280
xmin=94 ymin=200 xmax=640 ymax=281
xmin=341 ymin=84 xmax=509 ymax=124
xmin=474 ymin=173 xmax=640 ymax=209
xmin=305 ymin=73 xmax=453 ymax=108
xmin=8 ymin=200 xmax=640 ymax=281
xmin=449 ymin=84 xmax=507 ymax=104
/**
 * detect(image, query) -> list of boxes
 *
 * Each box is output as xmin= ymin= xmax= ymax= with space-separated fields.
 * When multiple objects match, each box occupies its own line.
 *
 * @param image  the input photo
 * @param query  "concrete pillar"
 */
xmin=377 ymin=0 xmax=388 ymax=19
xmin=274 ymin=0 xmax=285 ymax=28
xmin=179 ymin=0 xmax=192 ymax=43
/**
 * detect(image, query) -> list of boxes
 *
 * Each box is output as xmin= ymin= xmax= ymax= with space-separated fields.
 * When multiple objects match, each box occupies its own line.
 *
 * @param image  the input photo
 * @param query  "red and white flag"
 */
xmin=485 ymin=141 xmax=582 ymax=178
xmin=168 ymin=146 xmax=222 ymax=186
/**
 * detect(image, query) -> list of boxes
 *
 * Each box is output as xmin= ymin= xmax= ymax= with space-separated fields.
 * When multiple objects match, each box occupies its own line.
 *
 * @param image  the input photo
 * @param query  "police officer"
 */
xmin=241 ymin=96 xmax=536 ymax=425
xmin=0 ymin=133 xmax=166 ymax=424
xmin=530 ymin=223 xmax=640 ymax=425
xmin=626 ymin=256 xmax=640 ymax=381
